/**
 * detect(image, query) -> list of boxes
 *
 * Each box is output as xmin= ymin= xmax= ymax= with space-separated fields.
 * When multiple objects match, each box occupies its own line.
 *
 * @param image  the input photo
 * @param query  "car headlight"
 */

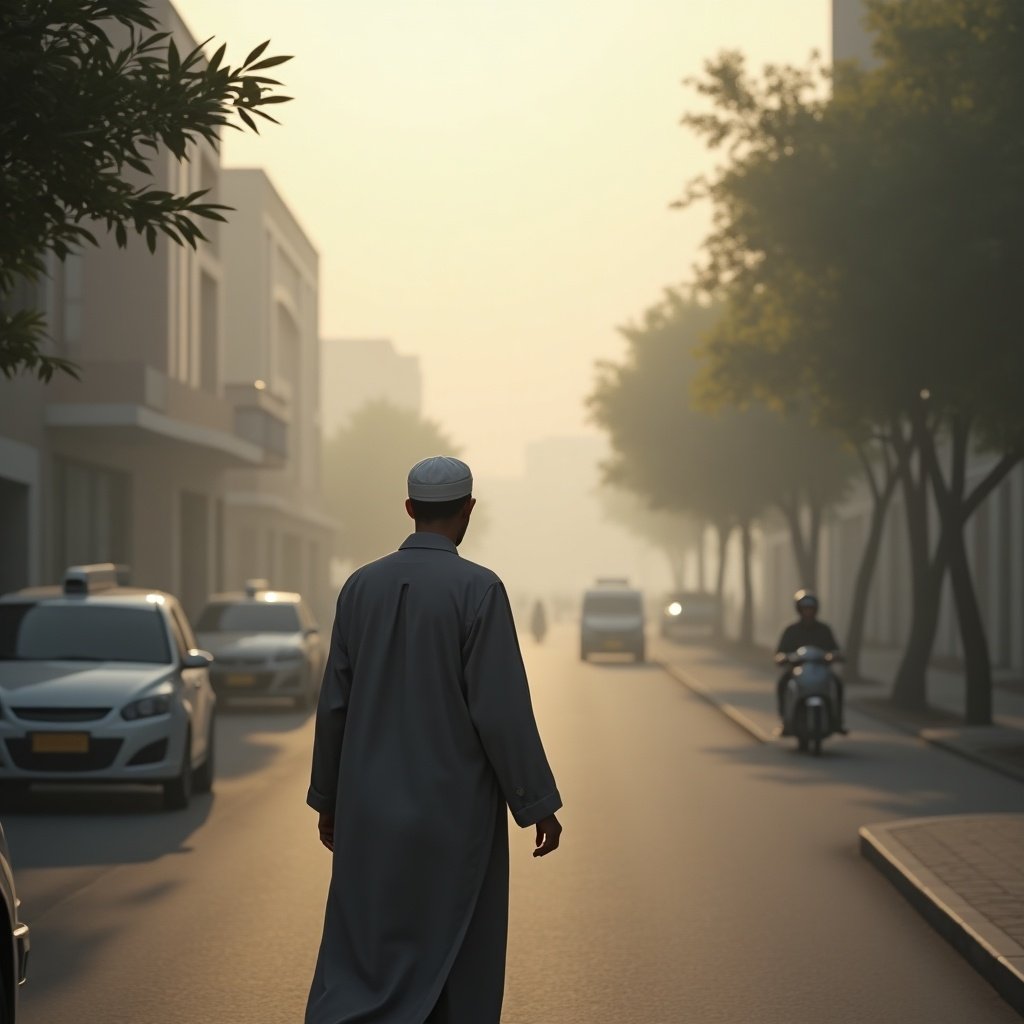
xmin=667 ymin=602 xmax=683 ymax=617
xmin=121 ymin=695 xmax=172 ymax=721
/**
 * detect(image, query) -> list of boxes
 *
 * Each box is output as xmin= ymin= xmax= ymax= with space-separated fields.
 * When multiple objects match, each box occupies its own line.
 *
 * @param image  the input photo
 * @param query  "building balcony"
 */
xmin=225 ymin=383 xmax=289 ymax=464
xmin=43 ymin=362 xmax=276 ymax=466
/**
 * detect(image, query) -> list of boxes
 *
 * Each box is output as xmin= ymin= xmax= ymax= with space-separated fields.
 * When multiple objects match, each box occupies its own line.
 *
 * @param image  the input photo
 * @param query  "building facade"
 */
xmin=219 ymin=169 xmax=334 ymax=624
xmin=0 ymin=3 xmax=333 ymax=626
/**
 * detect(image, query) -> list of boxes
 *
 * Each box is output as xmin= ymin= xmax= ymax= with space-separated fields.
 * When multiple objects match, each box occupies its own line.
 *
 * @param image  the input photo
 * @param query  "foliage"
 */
xmin=596 ymin=485 xmax=703 ymax=591
xmin=0 ymin=0 xmax=291 ymax=379
xmin=680 ymin=0 xmax=1024 ymax=717
xmin=322 ymin=402 xmax=467 ymax=567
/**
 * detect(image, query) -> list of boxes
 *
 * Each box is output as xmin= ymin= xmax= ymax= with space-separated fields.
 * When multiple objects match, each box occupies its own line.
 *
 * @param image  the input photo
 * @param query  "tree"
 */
xmin=1 ymin=0 xmax=291 ymax=380
xmin=588 ymin=290 xmax=853 ymax=646
xmin=680 ymin=2 xmax=1024 ymax=719
xmin=596 ymin=485 xmax=704 ymax=591
xmin=322 ymin=402 xmax=468 ymax=567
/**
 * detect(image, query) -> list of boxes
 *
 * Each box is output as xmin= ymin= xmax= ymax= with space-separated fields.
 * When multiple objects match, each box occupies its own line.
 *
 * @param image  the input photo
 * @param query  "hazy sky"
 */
xmin=176 ymin=1 xmax=830 ymax=475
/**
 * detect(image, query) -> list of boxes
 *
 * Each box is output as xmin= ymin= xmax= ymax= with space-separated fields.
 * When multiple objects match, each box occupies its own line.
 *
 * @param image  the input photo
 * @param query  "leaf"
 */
xmin=248 ymin=54 xmax=293 ymax=71
xmin=243 ymin=40 xmax=270 ymax=68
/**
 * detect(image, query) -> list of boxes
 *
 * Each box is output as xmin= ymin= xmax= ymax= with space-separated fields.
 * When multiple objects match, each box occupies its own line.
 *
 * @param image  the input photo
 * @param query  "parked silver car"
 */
xmin=196 ymin=583 xmax=324 ymax=709
xmin=0 ymin=564 xmax=216 ymax=810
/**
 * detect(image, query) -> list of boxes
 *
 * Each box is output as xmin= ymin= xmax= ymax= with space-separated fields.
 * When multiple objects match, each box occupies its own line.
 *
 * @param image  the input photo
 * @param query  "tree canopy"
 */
xmin=679 ymin=0 xmax=1024 ymax=717
xmin=0 ymin=0 xmax=291 ymax=380
xmin=322 ymin=401 xmax=469 ymax=568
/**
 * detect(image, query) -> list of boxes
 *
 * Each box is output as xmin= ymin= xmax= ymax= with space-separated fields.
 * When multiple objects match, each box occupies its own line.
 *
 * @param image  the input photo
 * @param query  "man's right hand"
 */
xmin=318 ymin=811 xmax=335 ymax=852
xmin=533 ymin=814 xmax=562 ymax=858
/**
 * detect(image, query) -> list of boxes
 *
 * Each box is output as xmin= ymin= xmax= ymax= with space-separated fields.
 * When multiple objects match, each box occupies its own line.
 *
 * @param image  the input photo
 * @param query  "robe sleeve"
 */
xmin=463 ymin=581 xmax=562 ymax=828
xmin=307 ymin=590 xmax=353 ymax=814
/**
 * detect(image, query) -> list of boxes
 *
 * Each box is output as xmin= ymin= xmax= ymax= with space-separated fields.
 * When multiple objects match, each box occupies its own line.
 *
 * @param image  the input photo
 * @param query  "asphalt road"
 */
xmin=3 ymin=625 xmax=1023 ymax=1023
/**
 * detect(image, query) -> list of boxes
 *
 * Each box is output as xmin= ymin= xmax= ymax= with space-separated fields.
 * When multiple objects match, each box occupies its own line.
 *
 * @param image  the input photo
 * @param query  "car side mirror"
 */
xmin=183 ymin=649 xmax=214 ymax=669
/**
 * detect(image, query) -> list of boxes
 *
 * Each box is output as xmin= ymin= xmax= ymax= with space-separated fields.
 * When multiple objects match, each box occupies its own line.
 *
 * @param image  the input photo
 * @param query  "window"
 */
xmin=0 ymin=604 xmax=171 ymax=663
xmin=195 ymin=602 xmax=301 ymax=633
xmin=53 ymin=459 xmax=132 ymax=574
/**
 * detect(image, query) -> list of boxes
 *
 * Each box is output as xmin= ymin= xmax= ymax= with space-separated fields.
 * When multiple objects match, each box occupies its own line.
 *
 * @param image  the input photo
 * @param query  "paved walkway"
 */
xmin=653 ymin=638 xmax=1024 ymax=783
xmin=652 ymin=639 xmax=1024 ymax=1016
xmin=861 ymin=815 xmax=1024 ymax=1015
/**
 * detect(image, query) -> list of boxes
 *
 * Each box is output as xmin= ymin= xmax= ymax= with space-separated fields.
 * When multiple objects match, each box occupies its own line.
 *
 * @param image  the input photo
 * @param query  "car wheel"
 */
xmin=192 ymin=718 xmax=215 ymax=795
xmin=163 ymin=729 xmax=193 ymax=810
xmin=0 ymin=782 xmax=30 ymax=806
xmin=0 ymin=946 xmax=10 ymax=1024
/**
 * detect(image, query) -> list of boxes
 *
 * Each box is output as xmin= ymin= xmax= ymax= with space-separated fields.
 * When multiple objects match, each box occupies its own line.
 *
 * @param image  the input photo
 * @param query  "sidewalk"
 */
xmin=652 ymin=639 xmax=1024 ymax=1015
xmin=653 ymin=637 xmax=1024 ymax=784
xmin=860 ymin=815 xmax=1024 ymax=1015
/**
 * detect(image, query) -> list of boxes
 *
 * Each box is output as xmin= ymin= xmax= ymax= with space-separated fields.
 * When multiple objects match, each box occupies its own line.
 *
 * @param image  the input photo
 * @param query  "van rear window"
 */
xmin=583 ymin=593 xmax=642 ymax=616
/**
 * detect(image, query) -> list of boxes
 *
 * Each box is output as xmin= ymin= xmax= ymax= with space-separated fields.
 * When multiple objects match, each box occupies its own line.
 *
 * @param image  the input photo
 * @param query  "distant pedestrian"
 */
xmin=529 ymin=598 xmax=548 ymax=644
xmin=306 ymin=456 xmax=563 ymax=1024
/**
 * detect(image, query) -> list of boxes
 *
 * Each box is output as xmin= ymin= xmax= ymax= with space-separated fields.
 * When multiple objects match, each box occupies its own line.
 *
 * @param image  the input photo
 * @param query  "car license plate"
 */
xmin=31 ymin=732 xmax=90 ymax=754
xmin=226 ymin=673 xmax=256 ymax=687
xmin=604 ymin=639 xmax=623 ymax=650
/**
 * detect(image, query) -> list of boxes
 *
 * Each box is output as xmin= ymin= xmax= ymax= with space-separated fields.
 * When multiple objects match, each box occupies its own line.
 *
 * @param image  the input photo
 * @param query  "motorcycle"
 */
xmin=777 ymin=646 xmax=842 ymax=755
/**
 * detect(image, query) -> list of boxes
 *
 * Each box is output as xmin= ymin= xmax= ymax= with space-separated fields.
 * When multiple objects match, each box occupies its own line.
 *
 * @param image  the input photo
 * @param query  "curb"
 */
xmin=849 ymin=698 xmax=1024 ymax=787
xmin=860 ymin=820 xmax=1024 ymax=1016
xmin=655 ymin=660 xmax=772 ymax=744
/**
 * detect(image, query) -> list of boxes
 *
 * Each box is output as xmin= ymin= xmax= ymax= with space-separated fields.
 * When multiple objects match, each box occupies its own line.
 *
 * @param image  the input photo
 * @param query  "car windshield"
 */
xmin=0 ymin=603 xmax=171 ymax=663
xmin=583 ymin=593 xmax=642 ymax=616
xmin=196 ymin=602 xmax=301 ymax=633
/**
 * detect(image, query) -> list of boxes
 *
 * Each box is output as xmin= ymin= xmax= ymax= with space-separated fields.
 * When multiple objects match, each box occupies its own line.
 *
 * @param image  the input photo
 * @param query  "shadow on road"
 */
xmin=696 ymin=727 xmax=1024 ymax=821
xmin=0 ymin=788 xmax=214 ymax=868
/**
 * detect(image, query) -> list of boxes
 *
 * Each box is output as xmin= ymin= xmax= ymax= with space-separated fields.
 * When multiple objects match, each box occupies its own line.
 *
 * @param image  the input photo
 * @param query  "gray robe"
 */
xmin=306 ymin=532 xmax=562 ymax=1024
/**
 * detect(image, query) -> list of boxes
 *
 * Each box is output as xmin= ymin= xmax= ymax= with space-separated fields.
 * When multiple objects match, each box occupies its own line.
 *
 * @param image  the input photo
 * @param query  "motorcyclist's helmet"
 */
xmin=794 ymin=589 xmax=819 ymax=614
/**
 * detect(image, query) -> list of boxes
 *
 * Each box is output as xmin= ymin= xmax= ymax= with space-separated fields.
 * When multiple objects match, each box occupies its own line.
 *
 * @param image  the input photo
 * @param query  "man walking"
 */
xmin=306 ymin=456 xmax=563 ymax=1024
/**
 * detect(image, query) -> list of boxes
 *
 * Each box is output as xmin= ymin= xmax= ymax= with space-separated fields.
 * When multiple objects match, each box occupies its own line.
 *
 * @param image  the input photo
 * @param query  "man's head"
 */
xmin=794 ymin=589 xmax=819 ymax=621
xmin=405 ymin=456 xmax=475 ymax=546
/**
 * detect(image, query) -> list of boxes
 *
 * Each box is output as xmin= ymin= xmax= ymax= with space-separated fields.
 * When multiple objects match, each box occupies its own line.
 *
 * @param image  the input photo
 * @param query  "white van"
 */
xmin=580 ymin=581 xmax=646 ymax=663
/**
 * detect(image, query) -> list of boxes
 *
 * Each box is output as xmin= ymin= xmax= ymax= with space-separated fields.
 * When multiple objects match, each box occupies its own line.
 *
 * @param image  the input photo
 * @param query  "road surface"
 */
xmin=3 ymin=625 xmax=1022 ymax=1022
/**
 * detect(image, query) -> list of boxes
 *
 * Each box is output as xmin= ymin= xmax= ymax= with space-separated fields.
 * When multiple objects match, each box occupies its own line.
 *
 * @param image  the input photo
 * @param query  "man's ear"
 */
xmin=464 ymin=498 xmax=477 ymax=518
xmin=405 ymin=498 xmax=417 ymax=521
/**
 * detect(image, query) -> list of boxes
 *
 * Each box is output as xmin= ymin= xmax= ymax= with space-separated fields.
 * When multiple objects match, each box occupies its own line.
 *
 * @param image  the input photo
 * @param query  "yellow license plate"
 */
xmin=226 ymin=673 xmax=256 ymax=687
xmin=31 ymin=732 xmax=90 ymax=754
xmin=603 ymin=639 xmax=624 ymax=650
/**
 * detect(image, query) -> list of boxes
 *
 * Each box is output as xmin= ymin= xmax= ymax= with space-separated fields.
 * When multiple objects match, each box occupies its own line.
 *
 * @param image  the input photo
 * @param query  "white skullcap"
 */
xmin=407 ymin=456 xmax=473 ymax=502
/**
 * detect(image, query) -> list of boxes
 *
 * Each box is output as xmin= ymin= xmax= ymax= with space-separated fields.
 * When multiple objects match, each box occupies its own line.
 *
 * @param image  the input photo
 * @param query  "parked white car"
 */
xmin=0 ymin=564 xmax=216 ymax=810
xmin=195 ymin=582 xmax=324 ymax=709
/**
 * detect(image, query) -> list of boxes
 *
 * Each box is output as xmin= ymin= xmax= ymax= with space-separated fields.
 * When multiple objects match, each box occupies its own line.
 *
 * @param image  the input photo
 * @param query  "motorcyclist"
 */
xmin=774 ymin=590 xmax=847 ymax=734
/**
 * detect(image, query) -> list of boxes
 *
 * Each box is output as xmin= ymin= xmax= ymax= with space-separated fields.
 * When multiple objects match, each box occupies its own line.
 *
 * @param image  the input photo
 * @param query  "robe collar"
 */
xmin=399 ymin=532 xmax=459 ymax=555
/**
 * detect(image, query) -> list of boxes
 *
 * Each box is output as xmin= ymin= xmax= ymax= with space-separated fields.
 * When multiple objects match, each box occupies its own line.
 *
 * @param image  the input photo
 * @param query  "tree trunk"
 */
xmin=923 ymin=420 xmax=1020 ymax=726
xmin=845 ymin=446 xmax=898 ymax=681
xmin=807 ymin=497 xmax=822 ymax=593
xmin=780 ymin=498 xmax=816 ymax=590
xmin=712 ymin=520 xmax=731 ymax=640
xmin=946 ymin=521 xmax=992 ymax=724
xmin=696 ymin=527 xmax=707 ymax=592
xmin=739 ymin=518 xmax=754 ymax=647
xmin=891 ymin=419 xmax=944 ymax=711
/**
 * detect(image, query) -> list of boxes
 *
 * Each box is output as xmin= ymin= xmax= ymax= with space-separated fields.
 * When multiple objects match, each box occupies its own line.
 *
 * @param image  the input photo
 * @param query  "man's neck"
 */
xmin=414 ymin=523 xmax=461 ymax=546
